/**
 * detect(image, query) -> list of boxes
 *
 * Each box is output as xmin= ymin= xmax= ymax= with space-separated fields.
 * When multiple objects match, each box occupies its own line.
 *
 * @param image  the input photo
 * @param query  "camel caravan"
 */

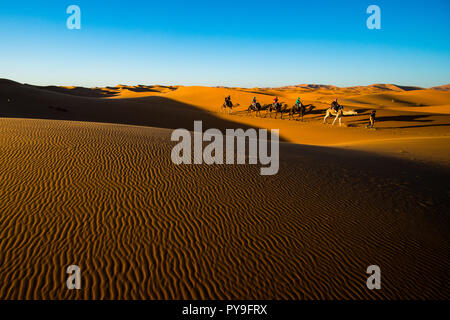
xmin=220 ymin=95 xmax=358 ymax=126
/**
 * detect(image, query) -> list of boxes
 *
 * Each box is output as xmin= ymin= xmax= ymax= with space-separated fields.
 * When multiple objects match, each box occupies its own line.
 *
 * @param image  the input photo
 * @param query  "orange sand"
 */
xmin=0 ymin=79 xmax=449 ymax=299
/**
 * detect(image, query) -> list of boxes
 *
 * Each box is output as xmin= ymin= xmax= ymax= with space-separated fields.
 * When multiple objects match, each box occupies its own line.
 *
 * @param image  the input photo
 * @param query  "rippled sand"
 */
xmin=0 ymin=118 xmax=448 ymax=299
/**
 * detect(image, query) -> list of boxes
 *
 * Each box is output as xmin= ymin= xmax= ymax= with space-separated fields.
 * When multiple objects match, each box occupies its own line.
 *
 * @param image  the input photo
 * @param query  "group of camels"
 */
xmin=220 ymin=99 xmax=358 ymax=125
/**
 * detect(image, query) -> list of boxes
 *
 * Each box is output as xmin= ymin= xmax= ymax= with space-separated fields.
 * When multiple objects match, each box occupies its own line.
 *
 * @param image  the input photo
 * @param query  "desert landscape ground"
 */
xmin=0 ymin=78 xmax=449 ymax=299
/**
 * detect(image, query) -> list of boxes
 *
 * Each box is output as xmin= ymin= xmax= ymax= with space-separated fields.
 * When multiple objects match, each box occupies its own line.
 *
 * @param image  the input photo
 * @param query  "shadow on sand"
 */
xmin=0 ymin=79 xmax=285 ymax=140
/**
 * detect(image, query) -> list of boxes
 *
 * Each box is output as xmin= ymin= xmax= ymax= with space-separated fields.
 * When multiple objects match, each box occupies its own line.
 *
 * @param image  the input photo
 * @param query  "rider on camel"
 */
xmin=225 ymin=95 xmax=232 ymax=107
xmin=331 ymin=98 xmax=342 ymax=112
xmin=273 ymin=96 xmax=279 ymax=106
xmin=252 ymin=96 xmax=257 ymax=107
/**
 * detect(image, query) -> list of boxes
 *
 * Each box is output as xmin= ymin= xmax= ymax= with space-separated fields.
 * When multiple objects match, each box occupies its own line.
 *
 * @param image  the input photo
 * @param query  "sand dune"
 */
xmin=0 ymin=118 xmax=448 ymax=299
xmin=0 ymin=79 xmax=449 ymax=299
xmin=331 ymin=136 xmax=450 ymax=166
xmin=1 ymin=78 xmax=449 ymax=169
xmin=343 ymin=89 xmax=450 ymax=112
xmin=0 ymin=79 xmax=260 ymax=133
xmin=431 ymin=84 xmax=450 ymax=91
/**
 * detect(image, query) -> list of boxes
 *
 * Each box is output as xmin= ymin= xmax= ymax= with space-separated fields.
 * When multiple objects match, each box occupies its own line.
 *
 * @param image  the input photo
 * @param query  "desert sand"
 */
xmin=0 ymin=79 xmax=449 ymax=299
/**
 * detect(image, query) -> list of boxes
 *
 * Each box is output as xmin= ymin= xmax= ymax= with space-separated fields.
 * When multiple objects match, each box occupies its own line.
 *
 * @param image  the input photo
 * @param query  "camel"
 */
xmin=289 ymin=103 xmax=315 ymax=121
xmin=323 ymin=106 xmax=357 ymax=126
xmin=267 ymin=103 xmax=288 ymax=119
xmin=220 ymin=101 xmax=239 ymax=114
xmin=247 ymin=102 xmax=262 ymax=117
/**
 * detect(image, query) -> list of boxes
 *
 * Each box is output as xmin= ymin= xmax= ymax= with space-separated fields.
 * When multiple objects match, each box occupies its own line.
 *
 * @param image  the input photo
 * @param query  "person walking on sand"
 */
xmin=368 ymin=110 xmax=376 ymax=128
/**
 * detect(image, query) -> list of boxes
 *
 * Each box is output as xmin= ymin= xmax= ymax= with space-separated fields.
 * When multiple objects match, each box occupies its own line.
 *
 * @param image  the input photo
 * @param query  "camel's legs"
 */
xmin=332 ymin=113 xmax=339 ymax=125
xmin=332 ymin=114 xmax=342 ymax=126
xmin=323 ymin=112 xmax=329 ymax=123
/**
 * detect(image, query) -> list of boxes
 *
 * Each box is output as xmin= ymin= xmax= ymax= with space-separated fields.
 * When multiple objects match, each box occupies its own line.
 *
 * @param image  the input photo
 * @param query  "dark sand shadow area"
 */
xmin=0 ymin=79 xmax=282 ymax=138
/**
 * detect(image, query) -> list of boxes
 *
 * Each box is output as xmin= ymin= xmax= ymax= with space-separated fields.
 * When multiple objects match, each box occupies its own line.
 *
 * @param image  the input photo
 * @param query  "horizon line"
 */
xmin=3 ymin=78 xmax=449 ymax=90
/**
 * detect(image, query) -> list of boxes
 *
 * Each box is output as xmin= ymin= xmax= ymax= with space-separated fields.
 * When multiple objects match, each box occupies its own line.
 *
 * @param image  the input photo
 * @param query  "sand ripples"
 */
xmin=0 ymin=118 xmax=448 ymax=299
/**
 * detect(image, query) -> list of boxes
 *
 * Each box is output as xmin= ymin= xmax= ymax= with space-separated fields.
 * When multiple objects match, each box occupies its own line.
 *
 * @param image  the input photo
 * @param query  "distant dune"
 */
xmin=431 ymin=84 xmax=450 ymax=91
xmin=0 ymin=79 xmax=449 ymax=299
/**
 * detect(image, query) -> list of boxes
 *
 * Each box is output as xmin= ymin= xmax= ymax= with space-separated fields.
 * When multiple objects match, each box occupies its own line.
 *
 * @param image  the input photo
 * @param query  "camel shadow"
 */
xmin=374 ymin=115 xmax=434 ymax=123
xmin=381 ymin=123 xmax=450 ymax=129
xmin=353 ymin=108 xmax=372 ymax=115
xmin=349 ymin=114 xmax=435 ymax=126
xmin=347 ymin=113 xmax=450 ymax=129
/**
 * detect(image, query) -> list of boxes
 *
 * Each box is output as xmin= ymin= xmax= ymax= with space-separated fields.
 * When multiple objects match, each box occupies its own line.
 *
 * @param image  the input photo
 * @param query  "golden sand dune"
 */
xmin=343 ymin=89 xmax=450 ymax=113
xmin=29 ymin=83 xmax=178 ymax=98
xmin=0 ymin=79 xmax=259 ymax=133
xmin=331 ymin=136 xmax=450 ymax=166
xmin=0 ymin=79 xmax=449 ymax=299
xmin=1 ymin=78 xmax=450 ymax=168
xmin=1 ymin=78 xmax=449 ymax=163
xmin=431 ymin=84 xmax=450 ymax=91
xmin=0 ymin=118 xmax=448 ymax=299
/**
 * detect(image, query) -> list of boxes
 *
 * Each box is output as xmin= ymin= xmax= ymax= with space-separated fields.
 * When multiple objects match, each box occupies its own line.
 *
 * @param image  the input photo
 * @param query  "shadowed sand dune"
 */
xmin=0 ymin=79 xmax=265 ymax=134
xmin=0 ymin=118 xmax=448 ymax=299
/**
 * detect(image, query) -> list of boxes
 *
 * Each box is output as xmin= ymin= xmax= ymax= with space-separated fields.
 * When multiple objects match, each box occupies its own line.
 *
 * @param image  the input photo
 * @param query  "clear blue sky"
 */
xmin=0 ymin=0 xmax=449 ymax=87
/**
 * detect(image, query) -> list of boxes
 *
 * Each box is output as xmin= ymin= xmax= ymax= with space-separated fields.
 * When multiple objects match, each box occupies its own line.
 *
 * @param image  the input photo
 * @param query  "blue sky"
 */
xmin=0 ymin=0 xmax=449 ymax=87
